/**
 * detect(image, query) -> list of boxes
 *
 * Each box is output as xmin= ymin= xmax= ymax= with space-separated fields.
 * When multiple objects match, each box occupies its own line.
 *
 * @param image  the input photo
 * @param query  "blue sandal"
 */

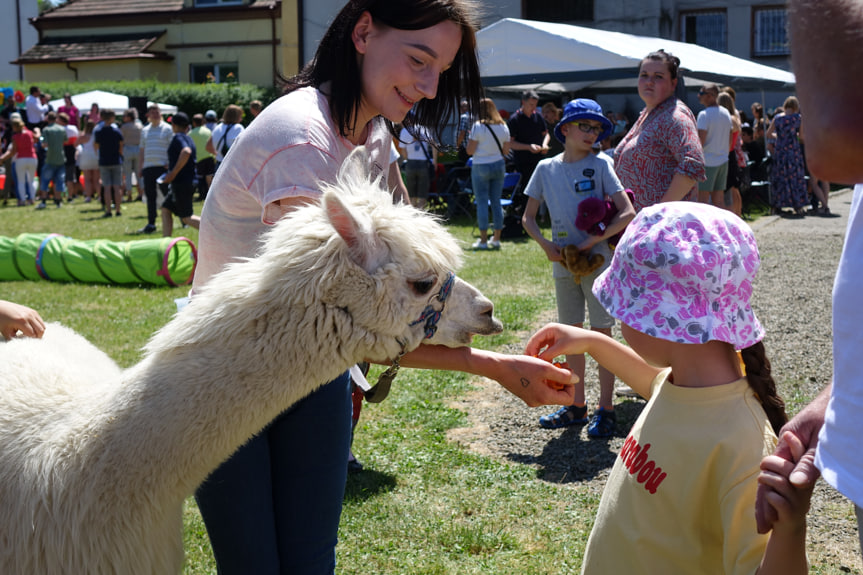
xmin=587 ymin=407 xmax=617 ymax=438
xmin=539 ymin=405 xmax=588 ymax=429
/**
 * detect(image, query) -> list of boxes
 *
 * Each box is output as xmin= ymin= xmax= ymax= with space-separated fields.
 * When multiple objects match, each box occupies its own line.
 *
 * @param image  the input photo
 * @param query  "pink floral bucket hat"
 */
xmin=592 ymin=202 xmax=764 ymax=350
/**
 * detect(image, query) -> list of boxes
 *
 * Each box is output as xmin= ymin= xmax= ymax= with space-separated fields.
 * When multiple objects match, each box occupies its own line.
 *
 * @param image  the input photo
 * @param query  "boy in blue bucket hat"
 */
xmin=522 ymin=98 xmax=636 ymax=437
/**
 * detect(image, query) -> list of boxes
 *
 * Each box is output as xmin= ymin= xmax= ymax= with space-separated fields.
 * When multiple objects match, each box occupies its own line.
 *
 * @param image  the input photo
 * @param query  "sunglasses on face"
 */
xmin=574 ymin=122 xmax=603 ymax=136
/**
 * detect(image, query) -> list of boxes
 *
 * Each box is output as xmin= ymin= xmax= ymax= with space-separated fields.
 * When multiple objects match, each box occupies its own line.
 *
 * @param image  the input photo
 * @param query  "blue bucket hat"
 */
xmin=554 ymin=98 xmax=613 ymax=144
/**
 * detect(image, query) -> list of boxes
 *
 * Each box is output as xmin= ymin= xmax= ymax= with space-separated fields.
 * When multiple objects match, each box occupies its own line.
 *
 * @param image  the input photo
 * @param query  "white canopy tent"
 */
xmin=49 ymin=90 xmax=178 ymax=116
xmin=477 ymin=19 xmax=796 ymax=94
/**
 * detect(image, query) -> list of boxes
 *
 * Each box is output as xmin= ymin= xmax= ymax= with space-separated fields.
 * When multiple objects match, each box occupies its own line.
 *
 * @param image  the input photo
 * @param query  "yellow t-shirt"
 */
xmin=581 ymin=368 xmax=777 ymax=574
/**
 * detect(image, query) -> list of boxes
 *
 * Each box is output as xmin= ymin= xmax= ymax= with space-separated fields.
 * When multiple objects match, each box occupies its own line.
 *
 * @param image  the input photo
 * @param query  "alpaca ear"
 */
xmin=324 ymin=191 xmax=378 ymax=271
xmin=338 ymin=146 xmax=373 ymax=191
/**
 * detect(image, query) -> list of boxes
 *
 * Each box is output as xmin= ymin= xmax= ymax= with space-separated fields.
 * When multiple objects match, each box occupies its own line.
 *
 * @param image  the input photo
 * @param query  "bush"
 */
xmin=1 ymin=79 xmax=280 ymax=126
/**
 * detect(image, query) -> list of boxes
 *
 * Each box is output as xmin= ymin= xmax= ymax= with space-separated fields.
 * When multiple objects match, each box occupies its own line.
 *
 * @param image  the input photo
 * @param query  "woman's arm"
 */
xmin=466 ymin=138 xmax=478 ymax=156
xmin=660 ymin=173 xmax=698 ymax=203
xmin=0 ymin=141 xmax=16 ymax=163
xmin=398 ymin=344 xmax=577 ymax=407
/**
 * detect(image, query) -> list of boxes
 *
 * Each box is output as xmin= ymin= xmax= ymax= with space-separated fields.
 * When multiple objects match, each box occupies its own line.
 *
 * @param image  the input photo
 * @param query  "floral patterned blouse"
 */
xmin=614 ymin=97 xmax=705 ymax=212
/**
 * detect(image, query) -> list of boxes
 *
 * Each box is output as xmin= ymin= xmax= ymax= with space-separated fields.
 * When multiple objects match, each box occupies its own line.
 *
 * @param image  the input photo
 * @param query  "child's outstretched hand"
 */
xmin=0 ymin=300 xmax=46 ymax=341
xmin=525 ymin=323 xmax=592 ymax=362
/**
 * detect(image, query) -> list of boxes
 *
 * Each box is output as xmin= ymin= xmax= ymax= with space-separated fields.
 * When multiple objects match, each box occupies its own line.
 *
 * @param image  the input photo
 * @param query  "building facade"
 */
xmin=13 ymin=0 xmax=296 ymax=87
xmin=9 ymin=0 xmax=790 ymax=86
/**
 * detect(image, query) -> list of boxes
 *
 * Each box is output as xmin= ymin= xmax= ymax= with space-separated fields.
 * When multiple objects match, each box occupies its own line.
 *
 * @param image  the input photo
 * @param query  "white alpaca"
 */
xmin=0 ymin=148 xmax=503 ymax=574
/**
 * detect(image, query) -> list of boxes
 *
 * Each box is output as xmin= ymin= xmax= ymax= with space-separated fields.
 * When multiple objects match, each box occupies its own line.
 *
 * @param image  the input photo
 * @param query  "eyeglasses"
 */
xmin=574 ymin=122 xmax=604 ymax=136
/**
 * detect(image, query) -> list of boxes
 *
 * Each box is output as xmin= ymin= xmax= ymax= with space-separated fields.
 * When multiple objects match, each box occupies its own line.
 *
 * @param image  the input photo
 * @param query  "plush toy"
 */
xmin=559 ymin=244 xmax=605 ymax=283
xmin=574 ymin=189 xmax=635 ymax=248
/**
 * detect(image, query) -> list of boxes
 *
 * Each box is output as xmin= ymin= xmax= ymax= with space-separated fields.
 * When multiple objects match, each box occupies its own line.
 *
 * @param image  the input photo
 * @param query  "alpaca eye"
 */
xmin=411 ymin=278 xmax=435 ymax=296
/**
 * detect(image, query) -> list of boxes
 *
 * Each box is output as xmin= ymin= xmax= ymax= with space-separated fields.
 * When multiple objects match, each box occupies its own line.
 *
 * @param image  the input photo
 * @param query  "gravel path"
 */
xmin=447 ymin=190 xmax=861 ymax=572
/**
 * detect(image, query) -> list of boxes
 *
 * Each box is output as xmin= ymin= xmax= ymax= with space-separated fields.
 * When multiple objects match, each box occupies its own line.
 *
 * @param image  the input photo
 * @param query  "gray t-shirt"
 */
xmin=525 ymin=152 xmax=624 ymax=278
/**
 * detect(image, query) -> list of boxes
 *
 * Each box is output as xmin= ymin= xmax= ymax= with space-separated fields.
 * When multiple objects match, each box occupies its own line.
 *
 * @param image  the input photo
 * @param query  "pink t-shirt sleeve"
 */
xmin=251 ymin=142 xmax=340 ymax=225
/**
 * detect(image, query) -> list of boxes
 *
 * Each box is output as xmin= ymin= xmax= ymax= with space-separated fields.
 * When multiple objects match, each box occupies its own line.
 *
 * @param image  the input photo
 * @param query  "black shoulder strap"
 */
xmin=485 ymin=123 xmax=505 ymax=158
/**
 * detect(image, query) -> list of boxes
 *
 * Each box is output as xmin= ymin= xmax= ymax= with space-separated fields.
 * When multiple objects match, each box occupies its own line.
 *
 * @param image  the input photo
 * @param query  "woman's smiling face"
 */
xmin=352 ymin=12 xmax=462 ymax=127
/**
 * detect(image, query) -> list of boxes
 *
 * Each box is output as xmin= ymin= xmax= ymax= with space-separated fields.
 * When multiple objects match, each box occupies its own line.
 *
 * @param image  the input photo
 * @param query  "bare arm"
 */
xmin=522 ymin=196 xmax=561 ymax=262
xmin=465 ymin=138 xmax=478 ymax=156
xmin=787 ymin=0 xmax=863 ymax=183
xmin=0 ymin=141 xmax=16 ymax=163
xmin=162 ymin=147 xmax=192 ymax=184
xmin=660 ymin=173 xmax=698 ymax=203
xmin=755 ymin=432 xmax=814 ymax=575
xmin=756 ymin=383 xmax=831 ymax=533
xmin=398 ymin=344 xmax=577 ymax=407
xmin=525 ymin=323 xmax=660 ymax=398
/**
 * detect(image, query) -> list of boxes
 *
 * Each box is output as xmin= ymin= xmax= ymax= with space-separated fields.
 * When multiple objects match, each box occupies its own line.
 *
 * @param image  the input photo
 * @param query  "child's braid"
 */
xmin=741 ymin=341 xmax=788 ymax=434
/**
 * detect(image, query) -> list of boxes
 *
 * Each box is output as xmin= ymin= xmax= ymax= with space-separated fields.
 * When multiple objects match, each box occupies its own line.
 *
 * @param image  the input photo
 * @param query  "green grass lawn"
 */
xmin=1 ymin=195 xmax=816 ymax=575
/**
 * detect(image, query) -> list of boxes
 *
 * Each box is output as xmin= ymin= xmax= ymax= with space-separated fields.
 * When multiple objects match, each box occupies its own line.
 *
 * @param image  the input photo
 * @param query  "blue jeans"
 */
xmin=195 ymin=374 xmax=352 ymax=575
xmin=471 ymin=159 xmax=505 ymax=231
xmin=40 ymin=162 xmax=66 ymax=195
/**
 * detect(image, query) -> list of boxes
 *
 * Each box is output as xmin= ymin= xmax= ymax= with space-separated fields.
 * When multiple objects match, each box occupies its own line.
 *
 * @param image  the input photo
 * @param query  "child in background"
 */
xmin=93 ymin=109 xmax=124 ymax=217
xmin=159 ymin=112 xmax=200 ymax=237
xmin=522 ymin=98 xmax=635 ymax=437
xmin=527 ymin=202 xmax=809 ymax=574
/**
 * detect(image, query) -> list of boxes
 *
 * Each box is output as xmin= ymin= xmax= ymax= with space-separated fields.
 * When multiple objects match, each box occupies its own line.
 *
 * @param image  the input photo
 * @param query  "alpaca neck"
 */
xmin=99 ymin=302 xmax=360 ymax=505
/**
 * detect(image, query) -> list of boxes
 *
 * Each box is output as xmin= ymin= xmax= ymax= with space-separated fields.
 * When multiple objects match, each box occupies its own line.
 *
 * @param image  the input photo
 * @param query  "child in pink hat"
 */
xmin=526 ymin=201 xmax=811 ymax=573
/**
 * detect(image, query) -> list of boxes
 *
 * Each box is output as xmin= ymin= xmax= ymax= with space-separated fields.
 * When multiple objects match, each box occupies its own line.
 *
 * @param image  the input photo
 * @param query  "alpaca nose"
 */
xmin=477 ymin=297 xmax=503 ymax=334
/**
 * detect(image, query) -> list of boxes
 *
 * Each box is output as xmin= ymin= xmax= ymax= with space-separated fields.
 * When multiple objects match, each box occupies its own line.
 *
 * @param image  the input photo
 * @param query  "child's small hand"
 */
xmin=757 ymin=432 xmax=815 ymax=533
xmin=0 ymin=300 xmax=46 ymax=340
xmin=525 ymin=323 xmax=590 ymax=362
xmin=541 ymin=241 xmax=562 ymax=263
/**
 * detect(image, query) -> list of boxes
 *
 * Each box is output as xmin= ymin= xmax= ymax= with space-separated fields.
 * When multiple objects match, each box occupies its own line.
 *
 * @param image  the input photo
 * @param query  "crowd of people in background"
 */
xmin=1 ymin=0 xmax=857 ymax=571
xmin=0 ymin=87 xmax=265 ymax=237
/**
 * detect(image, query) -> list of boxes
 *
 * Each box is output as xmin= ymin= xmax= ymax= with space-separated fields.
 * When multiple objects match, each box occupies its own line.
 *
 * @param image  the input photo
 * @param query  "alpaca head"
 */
xmin=258 ymin=147 xmax=503 ymax=362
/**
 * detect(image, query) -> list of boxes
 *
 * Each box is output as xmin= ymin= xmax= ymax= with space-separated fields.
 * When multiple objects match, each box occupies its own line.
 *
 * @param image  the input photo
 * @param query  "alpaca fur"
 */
xmin=0 ymin=148 xmax=502 ymax=574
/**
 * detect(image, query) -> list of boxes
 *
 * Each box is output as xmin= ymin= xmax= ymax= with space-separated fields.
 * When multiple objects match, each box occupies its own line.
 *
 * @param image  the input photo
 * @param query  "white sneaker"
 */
xmin=471 ymin=240 xmax=488 ymax=250
xmin=489 ymin=239 xmax=501 ymax=249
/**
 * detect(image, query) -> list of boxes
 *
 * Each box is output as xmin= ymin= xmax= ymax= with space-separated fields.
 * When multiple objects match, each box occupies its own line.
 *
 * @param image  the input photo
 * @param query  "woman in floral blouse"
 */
xmin=614 ymin=50 xmax=706 ymax=212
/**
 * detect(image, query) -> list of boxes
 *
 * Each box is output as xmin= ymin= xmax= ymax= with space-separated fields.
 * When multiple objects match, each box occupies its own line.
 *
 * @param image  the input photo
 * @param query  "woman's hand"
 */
xmin=484 ymin=352 xmax=577 ymax=407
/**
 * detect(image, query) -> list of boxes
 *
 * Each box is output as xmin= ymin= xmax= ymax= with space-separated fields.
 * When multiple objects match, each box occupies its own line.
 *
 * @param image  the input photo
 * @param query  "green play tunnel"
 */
xmin=0 ymin=233 xmax=197 ymax=286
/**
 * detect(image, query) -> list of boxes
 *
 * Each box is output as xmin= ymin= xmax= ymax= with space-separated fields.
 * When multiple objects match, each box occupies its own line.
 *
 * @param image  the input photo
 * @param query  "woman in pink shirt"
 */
xmin=0 ymin=118 xmax=37 ymax=205
xmin=614 ymin=50 xmax=706 ymax=212
xmin=192 ymin=1 xmax=575 ymax=573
